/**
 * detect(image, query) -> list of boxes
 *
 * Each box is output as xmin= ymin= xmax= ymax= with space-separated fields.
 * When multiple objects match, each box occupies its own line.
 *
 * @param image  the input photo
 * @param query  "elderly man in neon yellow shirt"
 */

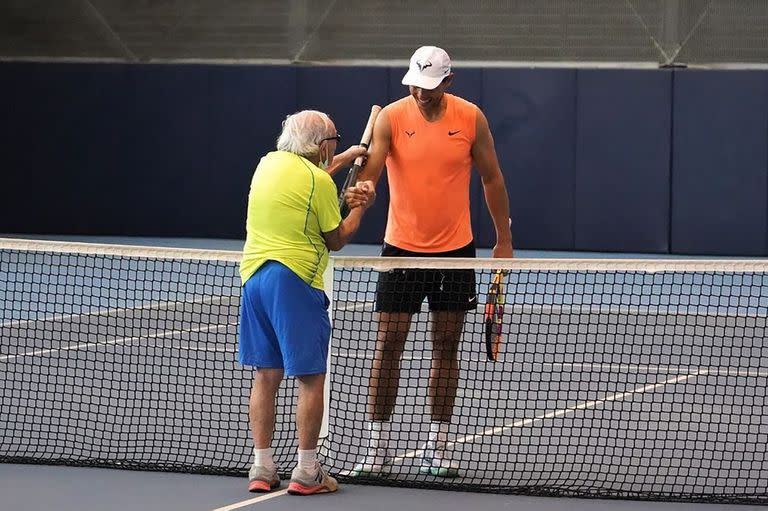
xmin=239 ymin=110 xmax=374 ymax=495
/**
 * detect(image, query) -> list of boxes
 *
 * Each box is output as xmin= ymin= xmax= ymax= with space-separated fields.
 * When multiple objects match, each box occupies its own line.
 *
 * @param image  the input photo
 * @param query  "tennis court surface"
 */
xmin=2 ymin=237 xmax=767 ymax=510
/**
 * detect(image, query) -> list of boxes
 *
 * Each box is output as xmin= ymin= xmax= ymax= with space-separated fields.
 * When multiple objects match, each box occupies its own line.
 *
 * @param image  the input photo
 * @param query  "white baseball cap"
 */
xmin=401 ymin=46 xmax=452 ymax=90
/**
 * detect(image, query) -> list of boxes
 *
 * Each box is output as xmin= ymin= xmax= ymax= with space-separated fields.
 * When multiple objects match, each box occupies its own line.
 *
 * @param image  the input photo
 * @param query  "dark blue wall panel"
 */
xmin=3 ymin=62 xmax=768 ymax=256
xmin=671 ymin=70 xmax=768 ymax=256
xmin=209 ymin=65 xmax=297 ymax=238
xmin=124 ymin=65 xmax=212 ymax=237
xmin=1 ymin=63 xmax=131 ymax=234
xmin=575 ymin=69 xmax=672 ymax=253
xmin=482 ymin=68 xmax=577 ymax=251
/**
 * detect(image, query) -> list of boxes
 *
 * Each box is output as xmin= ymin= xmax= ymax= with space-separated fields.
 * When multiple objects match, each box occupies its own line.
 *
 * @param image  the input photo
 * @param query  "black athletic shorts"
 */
xmin=374 ymin=241 xmax=477 ymax=314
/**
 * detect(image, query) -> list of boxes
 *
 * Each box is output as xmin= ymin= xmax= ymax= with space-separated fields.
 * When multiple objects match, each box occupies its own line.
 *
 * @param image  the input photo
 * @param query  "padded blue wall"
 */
xmin=671 ymin=70 xmax=768 ymax=255
xmin=2 ymin=62 xmax=768 ymax=255
xmin=1 ymin=63 xmax=130 ymax=233
xmin=575 ymin=69 xmax=672 ymax=253
xmin=208 ymin=66 xmax=297 ymax=238
xmin=127 ymin=66 xmax=211 ymax=235
xmin=482 ymin=68 xmax=577 ymax=251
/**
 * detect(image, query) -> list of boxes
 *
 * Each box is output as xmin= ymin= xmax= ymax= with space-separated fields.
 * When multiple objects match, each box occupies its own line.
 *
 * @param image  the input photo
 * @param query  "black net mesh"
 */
xmin=0 ymin=242 xmax=267 ymax=473
xmin=2 ymin=240 xmax=768 ymax=503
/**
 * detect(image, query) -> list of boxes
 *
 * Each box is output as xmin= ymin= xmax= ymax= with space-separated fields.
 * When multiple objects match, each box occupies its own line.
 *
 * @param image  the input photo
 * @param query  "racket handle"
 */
xmin=354 ymin=105 xmax=382 ymax=166
xmin=338 ymin=166 xmax=360 ymax=212
xmin=339 ymin=105 xmax=381 ymax=216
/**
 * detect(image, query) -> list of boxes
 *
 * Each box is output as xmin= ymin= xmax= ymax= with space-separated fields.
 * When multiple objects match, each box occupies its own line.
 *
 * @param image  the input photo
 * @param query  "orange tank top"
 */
xmin=385 ymin=93 xmax=477 ymax=252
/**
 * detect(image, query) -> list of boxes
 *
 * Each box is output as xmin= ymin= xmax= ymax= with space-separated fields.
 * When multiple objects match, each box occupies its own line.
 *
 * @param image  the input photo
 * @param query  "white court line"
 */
xmin=0 ymin=323 xmax=235 ymax=362
xmin=0 ymin=295 xmax=233 ymax=329
xmin=211 ymin=489 xmax=288 ymax=511
xmin=536 ymin=363 xmax=767 ymax=378
xmin=339 ymin=370 xmax=706 ymax=475
xmin=169 ymin=344 xmax=235 ymax=353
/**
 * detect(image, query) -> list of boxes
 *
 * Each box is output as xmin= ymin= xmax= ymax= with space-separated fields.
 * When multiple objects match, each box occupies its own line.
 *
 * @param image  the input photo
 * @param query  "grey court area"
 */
xmin=6 ymin=463 xmax=768 ymax=511
xmin=1 ymin=237 xmax=768 ymax=510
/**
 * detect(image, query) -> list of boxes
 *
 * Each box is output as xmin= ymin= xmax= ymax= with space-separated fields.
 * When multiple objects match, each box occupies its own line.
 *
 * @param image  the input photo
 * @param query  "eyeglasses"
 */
xmin=319 ymin=133 xmax=341 ymax=144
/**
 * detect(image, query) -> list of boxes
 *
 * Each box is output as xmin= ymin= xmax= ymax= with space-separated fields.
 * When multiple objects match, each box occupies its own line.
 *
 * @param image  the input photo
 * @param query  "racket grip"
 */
xmin=338 ymin=166 xmax=360 ymax=215
xmin=356 ymin=105 xmax=381 ymax=153
xmin=338 ymin=105 xmax=381 ymax=216
xmin=485 ymin=317 xmax=496 ymax=360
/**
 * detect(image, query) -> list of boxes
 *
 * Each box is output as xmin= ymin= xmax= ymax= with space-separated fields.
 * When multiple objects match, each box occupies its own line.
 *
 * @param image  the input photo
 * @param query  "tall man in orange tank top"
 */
xmin=347 ymin=45 xmax=513 ymax=478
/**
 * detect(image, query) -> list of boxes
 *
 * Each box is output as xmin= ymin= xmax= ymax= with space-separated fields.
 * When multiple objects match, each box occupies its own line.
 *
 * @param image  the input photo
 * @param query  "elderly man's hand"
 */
xmin=345 ymin=180 xmax=376 ymax=210
xmin=333 ymin=145 xmax=367 ymax=169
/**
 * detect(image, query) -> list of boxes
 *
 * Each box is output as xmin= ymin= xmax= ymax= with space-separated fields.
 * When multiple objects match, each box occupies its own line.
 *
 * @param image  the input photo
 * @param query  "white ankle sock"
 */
xmin=429 ymin=421 xmax=449 ymax=444
xmin=253 ymin=447 xmax=275 ymax=470
xmin=369 ymin=421 xmax=390 ymax=448
xmin=298 ymin=448 xmax=317 ymax=471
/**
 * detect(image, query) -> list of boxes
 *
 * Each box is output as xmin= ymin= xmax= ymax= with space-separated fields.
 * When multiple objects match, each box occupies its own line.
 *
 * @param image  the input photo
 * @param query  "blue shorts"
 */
xmin=238 ymin=260 xmax=330 ymax=376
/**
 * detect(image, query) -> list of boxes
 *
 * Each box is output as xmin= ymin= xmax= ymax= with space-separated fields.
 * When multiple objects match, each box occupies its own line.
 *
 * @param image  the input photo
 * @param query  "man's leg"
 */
xmin=296 ymin=373 xmax=326 ymax=450
xmin=248 ymin=367 xmax=283 ymax=491
xmin=422 ymin=309 xmax=466 ymax=477
xmin=369 ymin=311 xmax=413 ymax=420
xmin=287 ymin=373 xmax=338 ymax=495
xmin=351 ymin=311 xmax=412 ymax=476
xmin=251 ymin=368 xmax=284 ymax=447
xmin=429 ymin=310 xmax=465 ymax=422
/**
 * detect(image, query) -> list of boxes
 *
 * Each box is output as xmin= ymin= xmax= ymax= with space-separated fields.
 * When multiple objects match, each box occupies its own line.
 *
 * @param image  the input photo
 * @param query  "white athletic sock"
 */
xmin=253 ymin=447 xmax=275 ymax=470
xmin=429 ymin=421 xmax=449 ymax=445
xmin=297 ymin=448 xmax=318 ymax=472
xmin=369 ymin=421 xmax=390 ymax=449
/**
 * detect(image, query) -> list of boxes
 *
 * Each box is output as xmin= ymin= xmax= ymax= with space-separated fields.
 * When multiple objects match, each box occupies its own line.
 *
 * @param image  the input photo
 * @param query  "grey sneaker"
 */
xmin=247 ymin=464 xmax=280 ymax=492
xmin=287 ymin=462 xmax=338 ymax=495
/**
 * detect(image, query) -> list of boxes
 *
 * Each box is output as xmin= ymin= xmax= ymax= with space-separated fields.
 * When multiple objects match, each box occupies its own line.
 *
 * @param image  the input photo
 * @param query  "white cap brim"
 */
xmin=401 ymin=70 xmax=446 ymax=90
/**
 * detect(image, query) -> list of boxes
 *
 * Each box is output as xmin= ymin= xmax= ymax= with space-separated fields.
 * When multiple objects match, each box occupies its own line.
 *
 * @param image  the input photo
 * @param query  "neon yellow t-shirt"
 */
xmin=240 ymin=151 xmax=341 ymax=289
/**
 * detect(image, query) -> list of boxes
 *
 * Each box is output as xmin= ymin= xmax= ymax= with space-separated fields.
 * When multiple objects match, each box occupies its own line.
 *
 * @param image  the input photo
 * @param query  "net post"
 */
xmin=319 ymin=256 xmax=335 ymax=439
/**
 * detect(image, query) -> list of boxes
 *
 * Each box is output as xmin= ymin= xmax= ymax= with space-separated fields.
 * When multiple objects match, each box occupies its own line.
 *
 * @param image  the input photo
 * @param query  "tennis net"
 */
xmin=1 ymin=238 xmax=767 ymax=503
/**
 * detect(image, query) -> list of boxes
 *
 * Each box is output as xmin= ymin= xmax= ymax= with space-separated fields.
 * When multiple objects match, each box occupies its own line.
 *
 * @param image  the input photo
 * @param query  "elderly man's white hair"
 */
xmin=276 ymin=110 xmax=335 ymax=158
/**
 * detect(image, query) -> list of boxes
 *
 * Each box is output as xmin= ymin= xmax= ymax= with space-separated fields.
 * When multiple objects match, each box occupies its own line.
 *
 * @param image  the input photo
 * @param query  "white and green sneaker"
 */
xmin=350 ymin=446 xmax=392 ymax=477
xmin=420 ymin=441 xmax=460 ymax=478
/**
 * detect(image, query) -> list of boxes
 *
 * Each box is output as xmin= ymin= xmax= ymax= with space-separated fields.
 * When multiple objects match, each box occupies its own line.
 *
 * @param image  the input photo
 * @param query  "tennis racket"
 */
xmin=485 ymin=269 xmax=506 ymax=361
xmin=338 ymin=105 xmax=382 ymax=216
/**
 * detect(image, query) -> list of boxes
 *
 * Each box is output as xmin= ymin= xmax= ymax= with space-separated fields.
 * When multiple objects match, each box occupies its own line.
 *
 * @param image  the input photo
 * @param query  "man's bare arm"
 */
xmin=355 ymin=108 xmax=392 ymax=186
xmin=471 ymin=108 xmax=513 ymax=258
